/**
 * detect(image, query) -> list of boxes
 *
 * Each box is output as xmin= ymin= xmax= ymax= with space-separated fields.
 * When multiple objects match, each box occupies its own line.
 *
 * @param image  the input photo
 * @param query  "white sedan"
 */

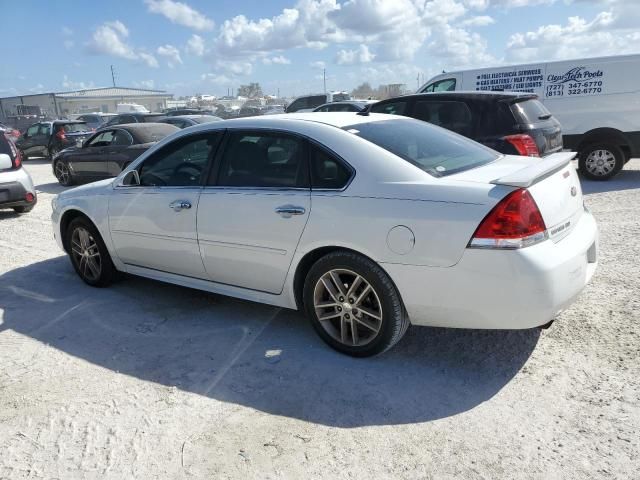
xmin=51 ymin=113 xmax=598 ymax=356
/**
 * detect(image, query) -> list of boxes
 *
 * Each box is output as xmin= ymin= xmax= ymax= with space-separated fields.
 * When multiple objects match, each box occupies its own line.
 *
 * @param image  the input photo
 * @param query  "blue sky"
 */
xmin=1 ymin=0 xmax=637 ymax=98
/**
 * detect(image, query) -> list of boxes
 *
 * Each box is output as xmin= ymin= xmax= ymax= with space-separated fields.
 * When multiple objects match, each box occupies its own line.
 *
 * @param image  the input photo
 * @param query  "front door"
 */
xmin=197 ymin=130 xmax=310 ymax=294
xmin=68 ymin=130 xmax=113 ymax=177
xmin=20 ymin=123 xmax=49 ymax=156
xmin=108 ymin=132 xmax=220 ymax=278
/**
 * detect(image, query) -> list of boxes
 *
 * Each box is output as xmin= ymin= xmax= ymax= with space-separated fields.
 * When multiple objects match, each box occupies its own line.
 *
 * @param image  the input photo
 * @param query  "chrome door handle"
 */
xmin=169 ymin=200 xmax=192 ymax=211
xmin=275 ymin=205 xmax=306 ymax=218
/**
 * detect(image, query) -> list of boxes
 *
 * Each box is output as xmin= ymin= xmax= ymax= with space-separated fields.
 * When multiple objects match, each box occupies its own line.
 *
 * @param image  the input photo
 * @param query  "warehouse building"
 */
xmin=0 ymin=87 xmax=173 ymax=122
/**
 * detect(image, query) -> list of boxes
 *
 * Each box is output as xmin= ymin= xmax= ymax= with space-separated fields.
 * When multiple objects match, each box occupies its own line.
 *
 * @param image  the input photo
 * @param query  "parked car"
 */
xmin=159 ymin=115 xmax=222 ymax=129
xmin=16 ymin=121 xmax=93 ymax=159
xmin=0 ymin=122 xmax=21 ymax=141
xmin=104 ymin=113 xmax=166 ymax=127
xmin=313 ymin=100 xmax=376 ymax=112
xmin=262 ymin=105 xmax=285 ymax=115
xmin=51 ymin=123 xmax=179 ymax=186
xmin=237 ymin=105 xmax=264 ymax=118
xmin=75 ymin=113 xmax=117 ymax=130
xmin=163 ymin=108 xmax=208 ymax=116
xmin=369 ymin=92 xmax=563 ymax=158
xmin=0 ymin=133 xmax=36 ymax=213
xmin=52 ymin=113 xmax=597 ymax=357
xmin=285 ymin=92 xmax=351 ymax=113
xmin=418 ymin=54 xmax=640 ymax=180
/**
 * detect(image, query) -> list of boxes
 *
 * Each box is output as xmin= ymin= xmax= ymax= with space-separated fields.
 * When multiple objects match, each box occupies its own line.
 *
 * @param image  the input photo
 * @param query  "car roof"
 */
xmin=168 ymin=114 xmax=217 ymax=119
xmin=104 ymin=122 xmax=179 ymax=142
xmin=53 ymin=120 xmax=87 ymax=124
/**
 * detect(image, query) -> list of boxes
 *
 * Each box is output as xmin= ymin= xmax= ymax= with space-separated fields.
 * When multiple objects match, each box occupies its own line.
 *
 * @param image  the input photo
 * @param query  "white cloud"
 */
xmin=87 ymin=21 xmax=159 ymax=67
xmin=134 ymin=79 xmax=156 ymax=89
xmin=64 ymin=40 xmax=75 ymax=50
xmin=186 ymin=34 xmax=205 ymax=56
xmin=335 ymin=44 xmax=375 ymax=65
xmin=310 ymin=60 xmax=326 ymax=69
xmin=215 ymin=60 xmax=253 ymax=76
xmin=461 ymin=15 xmax=495 ymax=26
xmin=62 ymin=26 xmax=73 ymax=36
xmin=201 ymin=73 xmax=232 ymax=84
xmin=145 ymin=0 xmax=214 ymax=31
xmin=263 ymin=55 xmax=292 ymax=65
xmin=62 ymin=75 xmax=95 ymax=90
xmin=157 ymin=44 xmax=183 ymax=67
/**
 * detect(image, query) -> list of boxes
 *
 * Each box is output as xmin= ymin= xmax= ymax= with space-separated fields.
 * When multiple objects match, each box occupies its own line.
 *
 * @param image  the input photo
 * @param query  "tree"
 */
xmin=237 ymin=82 xmax=263 ymax=98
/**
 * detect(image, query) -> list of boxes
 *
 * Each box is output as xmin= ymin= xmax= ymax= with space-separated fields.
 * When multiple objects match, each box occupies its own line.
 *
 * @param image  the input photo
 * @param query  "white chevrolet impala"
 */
xmin=51 ymin=113 xmax=598 ymax=356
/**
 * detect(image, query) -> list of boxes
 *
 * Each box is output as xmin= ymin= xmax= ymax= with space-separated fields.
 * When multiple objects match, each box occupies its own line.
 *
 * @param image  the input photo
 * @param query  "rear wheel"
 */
xmin=578 ymin=144 xmax=624 ymax=181
xmin=66 ymin=217 xmax=116 ymax=287
xmin=54 ymin=160 xmax=74 ymax=186
xmin=303 ymin=251 xmax=409 ymax=357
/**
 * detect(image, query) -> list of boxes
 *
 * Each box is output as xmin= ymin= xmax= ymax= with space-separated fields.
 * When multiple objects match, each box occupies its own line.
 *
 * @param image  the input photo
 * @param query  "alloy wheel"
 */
xmin=55 ymin=161 xmax=70 ymax=185
xmin=313 ymin=269 xmax=383 ymax=347
xmin=585 ymin=149 xmax=616 ymax=177
xmin=70 ymin=227 xmax=102 ymax=282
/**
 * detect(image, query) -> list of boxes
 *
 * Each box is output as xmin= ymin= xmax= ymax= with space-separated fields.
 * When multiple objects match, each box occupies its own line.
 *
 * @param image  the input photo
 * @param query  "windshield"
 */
xmin=61 ymin=123 xmax=90 ymax=133
xmin=344 ymin=119 xmax=498 ymax=177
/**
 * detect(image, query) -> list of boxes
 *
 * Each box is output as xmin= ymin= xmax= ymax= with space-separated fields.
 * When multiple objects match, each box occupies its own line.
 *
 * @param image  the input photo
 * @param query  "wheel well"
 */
xmin=59 ymin=210 xmax=91 ymax=253
xmin=578 ymin=128 xmax=630 ymax=158
xmin=292 ymin=246 xmax=401 ymax=311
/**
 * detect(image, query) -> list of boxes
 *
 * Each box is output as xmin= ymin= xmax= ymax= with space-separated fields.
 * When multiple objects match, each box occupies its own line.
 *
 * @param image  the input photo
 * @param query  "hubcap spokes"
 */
xmin=71 ymin=227 xmax=101 ymax=281
xmin=55 ymin=162 xmax=69 ymax=183
xmin=586 ymin=150 xmax=615 ymax=176
xmin=313 ymin=269 xmax=383 ymax=347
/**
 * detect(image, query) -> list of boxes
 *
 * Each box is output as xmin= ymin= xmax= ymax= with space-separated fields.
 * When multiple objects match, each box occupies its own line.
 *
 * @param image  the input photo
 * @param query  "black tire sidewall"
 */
xmin=578 ymin=144 xmax=624 ymax=181
xmin=303 ymin=251 xmax=405 ymax=357
xmin=54 ymin=160 xmax=74 ymax=186
xmin=66 ymin=217 xmax=115 ymax=287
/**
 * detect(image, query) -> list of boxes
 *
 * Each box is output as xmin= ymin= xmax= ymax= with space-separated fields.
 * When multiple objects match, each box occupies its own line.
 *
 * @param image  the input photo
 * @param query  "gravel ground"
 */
xmin=0 ymin=158 xmax=638 ymax=479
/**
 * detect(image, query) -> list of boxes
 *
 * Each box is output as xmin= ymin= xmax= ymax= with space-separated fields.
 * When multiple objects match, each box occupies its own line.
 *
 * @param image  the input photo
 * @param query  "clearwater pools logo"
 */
xmin=547 ymin=67 xmax=604 ymax=84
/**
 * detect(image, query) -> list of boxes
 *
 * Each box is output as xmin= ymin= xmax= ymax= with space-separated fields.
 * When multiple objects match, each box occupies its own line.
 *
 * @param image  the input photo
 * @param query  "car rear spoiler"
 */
xmin=490 ymin=152 xmax=576 ymax=188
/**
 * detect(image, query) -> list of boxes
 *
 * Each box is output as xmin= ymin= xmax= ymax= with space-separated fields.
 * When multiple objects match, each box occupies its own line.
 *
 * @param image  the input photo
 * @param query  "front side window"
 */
xmin=119 ymin=115 xmax=136 ymax=124
xmin=310 ymin=145 xmax=352 ymax=189
xmin=422 ymin=78 xmax=456 ymax=93
xmin=215 ymin=131 xmax=307 ymax=188
xmin=38 ymin=124 xmax=51 ymax=135
xmin=344 ymin=118 xmax=497 ymax=177
xmin=87 ymin=131 xmax=115 ymax=147
xmin=26 ymin=125 xmax=39 ymax=136
xmin=412 ymin=100 xmax=473 ymax=137
xmin=370 ymin=101 xmax=408 ymax=116
xmin=138 ymin=133 xmax=221 ymax=187
xmin=309 ymin=96 xmax=327 ymax=108
xmin=112 ymin=130 xmax=133 ymax=146
xmin=315 ymin=105 xmax=329 ymax=112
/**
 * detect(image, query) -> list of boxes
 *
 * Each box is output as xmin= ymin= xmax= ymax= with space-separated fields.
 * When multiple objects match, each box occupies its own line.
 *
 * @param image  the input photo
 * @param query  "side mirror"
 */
xmin=121 ymin=169 xmax=140 ymax=186
xmin=0 ymin=153 xmax=12 ymax=170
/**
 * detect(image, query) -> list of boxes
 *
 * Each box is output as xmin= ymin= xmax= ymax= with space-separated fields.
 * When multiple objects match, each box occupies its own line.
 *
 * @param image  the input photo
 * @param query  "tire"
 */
xmin=303 ymin=250 xmax=409 ymax=357
xmin=54 ymin=160 xmax=74 ymax=186
xmin=66 ymin=217 xmax=116 ymax=287
xmin=13 ymin=206 xmax=33 ymax=214
xmin=578 ymin=143 xmax=624 ymax=181
xmin=48 ymin=144 xmax=60 ymax=159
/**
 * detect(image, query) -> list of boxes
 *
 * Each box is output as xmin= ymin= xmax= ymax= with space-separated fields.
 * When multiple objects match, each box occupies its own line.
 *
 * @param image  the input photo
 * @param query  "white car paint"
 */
xmin=51 ymin=113 xmax=598 ymax=330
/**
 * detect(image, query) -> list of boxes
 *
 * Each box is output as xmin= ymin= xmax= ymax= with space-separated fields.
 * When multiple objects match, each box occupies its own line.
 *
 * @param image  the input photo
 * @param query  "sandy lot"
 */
xmin=0 ymin=158 xmax=639 ymax=479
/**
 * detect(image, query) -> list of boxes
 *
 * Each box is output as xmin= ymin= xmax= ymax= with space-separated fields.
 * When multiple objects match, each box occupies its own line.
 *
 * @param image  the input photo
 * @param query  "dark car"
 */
xmin=159 ymin=115 xmax=223 ymax=129
xmin=237 ymin=105 xmax=264 ymax=118
xmin=313 ymin=101 xmax=375 ymax=112
xmin=51 ymin=123 xmax=179 ymax=186
xmin=104 ymin=113 xmax=166 ymax=127
xmin=16 ymin=121 xmax=93 ymax=160
xmin=163 ymin=108 xmax=208 ymax=116
xmin=368 ymin=92 xmax=563 ymax=157
xmin=75 ymin=113 xmax=117 ymax=130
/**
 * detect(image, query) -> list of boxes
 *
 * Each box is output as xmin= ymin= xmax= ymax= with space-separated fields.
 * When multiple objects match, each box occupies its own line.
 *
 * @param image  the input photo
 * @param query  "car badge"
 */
xmin=570 ymin=186 xmax=577 ymax=197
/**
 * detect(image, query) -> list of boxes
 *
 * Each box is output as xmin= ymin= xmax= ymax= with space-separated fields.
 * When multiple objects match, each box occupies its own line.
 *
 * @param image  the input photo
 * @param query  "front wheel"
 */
xmin=303 ymin=251 xmax=409 ymax=357
xmin=54 ymin=160 xmax=74 ymax=186
xmin=66 ymin=217 xmax=116 ymax=287
xmin=578 ymin=144 xmax=624 ymax=181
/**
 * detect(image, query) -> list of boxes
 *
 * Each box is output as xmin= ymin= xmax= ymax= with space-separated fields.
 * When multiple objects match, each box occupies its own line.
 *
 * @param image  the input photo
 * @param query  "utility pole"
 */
xmin=111 ymin=65 xmax=116 ymax=87
xmin=417 ymin=73 xmax=420 ymax=90
xmin=323 ymin=68 xmax=326 ymax=94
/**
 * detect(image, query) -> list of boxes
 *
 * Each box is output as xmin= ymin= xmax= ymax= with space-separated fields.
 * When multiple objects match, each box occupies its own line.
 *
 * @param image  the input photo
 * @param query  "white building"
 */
xmin=0 ymin=87 xmax=173 ymax=120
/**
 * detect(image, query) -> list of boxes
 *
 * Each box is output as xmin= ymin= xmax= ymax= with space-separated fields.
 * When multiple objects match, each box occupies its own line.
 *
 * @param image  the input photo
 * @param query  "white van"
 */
xmin=286 ymin=92 xmax=351 ymax=113
xmin=116 ymin=103 xmax=150 ymax=114
xmin=418 ymin=54 xmax=640 ymax=180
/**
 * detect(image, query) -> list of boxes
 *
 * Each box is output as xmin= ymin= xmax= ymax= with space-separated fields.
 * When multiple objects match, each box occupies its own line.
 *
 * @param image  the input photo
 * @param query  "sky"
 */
xmin=1 ymin=0 xmax=638 ymax=98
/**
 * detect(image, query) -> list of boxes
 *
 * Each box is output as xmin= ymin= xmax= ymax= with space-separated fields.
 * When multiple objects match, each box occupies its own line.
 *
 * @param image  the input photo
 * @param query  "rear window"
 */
xmin=143 ymin=115 xmax=165 ymax=123
xmin=344 ymin=119 xmax=498 ymax=177
xmin=510 ymin=99 xmax=552 ymax=124
xmin=332 ymin=93 xmax=351 ymax=102
xmin=61 ymin=123 xmax=89 ymax=133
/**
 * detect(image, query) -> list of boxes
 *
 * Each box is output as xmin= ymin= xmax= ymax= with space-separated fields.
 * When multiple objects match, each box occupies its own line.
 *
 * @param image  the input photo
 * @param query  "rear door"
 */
xmin=66 ymin=130 xmax=113 ymax=177
xmin=411 ymin=99 xmax=475 ymax=138
xmin=197 ymin=129 xmax=311 ymax=294
xmin=104 ymin=129 xmax=135 ymax=176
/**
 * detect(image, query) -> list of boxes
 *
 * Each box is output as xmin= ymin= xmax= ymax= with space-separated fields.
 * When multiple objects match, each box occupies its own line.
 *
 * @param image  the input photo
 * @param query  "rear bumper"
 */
xmin=383 ymin=209 xmax=598 ymax=329
xmin=0 ymin=173 xmax=37 ymax=209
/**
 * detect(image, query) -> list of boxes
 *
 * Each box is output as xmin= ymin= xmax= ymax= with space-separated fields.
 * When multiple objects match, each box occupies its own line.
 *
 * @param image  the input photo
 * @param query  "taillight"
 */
xmin=469 ymin=189 xmax=547 ymax=249
xmin=56 ymin=130 xmax=66 ymax=140
xmin=503 ymin=134 xmax=540 ymax=157
xmin=25 ymin=192 xmax=35 ymax=203
xmin=13 ymin=150 xmax=22 ymax=169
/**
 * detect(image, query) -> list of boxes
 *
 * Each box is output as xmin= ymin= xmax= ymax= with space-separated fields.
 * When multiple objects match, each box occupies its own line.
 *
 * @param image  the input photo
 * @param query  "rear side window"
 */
xmin=370 ymin=101 xmax=408 ymax=115
xmin=287 ymin=98 xmax=309 ymax=112
xmin=344 ymin=119 xmax=498 ymax=177
xmin=310 ymin=145 xmax=351 ymax=189
xmin=215 ymin=131 xmax=307 ymax=188
xmin=62 ymin=123 xmax=89 ymax=133
xmin=412 ymin=100 xmax=473 ymax=137
xmin=510 ymin=99 xmax=551 ymax=124
xmin=119 ymin=115 xmax=136 ymax=124
xmin=26 ymin=125 xmax=39 ymax=136
xmin=38 ymin=124 xmax=50 ymax=135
